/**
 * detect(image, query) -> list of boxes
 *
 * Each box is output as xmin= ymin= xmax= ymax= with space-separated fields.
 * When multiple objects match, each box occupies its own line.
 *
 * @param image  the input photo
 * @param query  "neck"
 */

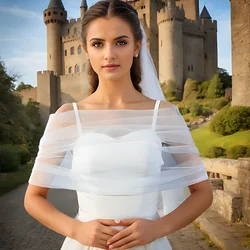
xmin=92 ymin=78 xmax=143 ymax=107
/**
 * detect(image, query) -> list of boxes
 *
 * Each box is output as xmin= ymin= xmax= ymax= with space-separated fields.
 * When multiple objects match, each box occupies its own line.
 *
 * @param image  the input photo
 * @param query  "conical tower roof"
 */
xmin=48 ymin=0 xmax=65 ymax=9
xmin=200 ymin=6 xmax=211 ymax=19
xmin=81 ymin=0 xmax=88 ymax=9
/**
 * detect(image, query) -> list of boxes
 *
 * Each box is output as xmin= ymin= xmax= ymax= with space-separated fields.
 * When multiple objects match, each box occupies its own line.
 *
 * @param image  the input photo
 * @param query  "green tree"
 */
xmin=183 ymin=78 xmax=199 ymax=100
xmin=16 ymin=81 xmax=33 ymax=91
xmin=0 ymin=59 xmax=42 ymax=156
xmin=206 ymin=74 xmax=225 ymax=99
xmin=218 ymin=67 xmax=232 ymax=89
xmin=197 ymin=80 xmax=209 ymax=99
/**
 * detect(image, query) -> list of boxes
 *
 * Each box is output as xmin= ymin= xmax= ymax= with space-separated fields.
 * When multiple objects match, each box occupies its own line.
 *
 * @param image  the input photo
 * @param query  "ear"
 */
xmin=134 ymin=40 xmax=142 ymax=56
xmin=82 ymin=44 xmax=88 ymax=57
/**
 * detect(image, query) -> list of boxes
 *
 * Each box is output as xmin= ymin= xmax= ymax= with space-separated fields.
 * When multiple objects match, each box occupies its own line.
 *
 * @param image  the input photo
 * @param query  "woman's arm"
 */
xmin=24 ymin=185 xmax=79 ymax=239
xmin=24 ymin=103 xmax=80 ymax=238
xmin=155 ymin=179 xmax=213 ymax=238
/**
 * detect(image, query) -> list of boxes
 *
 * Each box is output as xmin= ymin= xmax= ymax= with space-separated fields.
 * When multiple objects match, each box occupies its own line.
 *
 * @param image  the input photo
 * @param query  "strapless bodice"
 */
xmin=72 ymin=130 xmax=164 ymax=223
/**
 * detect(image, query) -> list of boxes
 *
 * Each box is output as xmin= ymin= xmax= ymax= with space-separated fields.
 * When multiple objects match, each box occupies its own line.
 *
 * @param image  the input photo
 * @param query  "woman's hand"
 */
xmin=106 ymin=218 xmax=160 ymax=249
xmin=73 ymin=219 xmax=122 ymax=249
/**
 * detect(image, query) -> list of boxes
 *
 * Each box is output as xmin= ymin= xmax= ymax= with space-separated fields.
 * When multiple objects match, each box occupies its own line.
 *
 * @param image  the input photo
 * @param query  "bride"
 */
xmin=24 ymin=0 xmax=213 ymax=249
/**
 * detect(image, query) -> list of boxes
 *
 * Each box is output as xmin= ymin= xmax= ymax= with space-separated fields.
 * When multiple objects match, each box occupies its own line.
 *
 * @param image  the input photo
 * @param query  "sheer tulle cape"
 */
xmin=28 ymin=103 xmax=208 ymax=214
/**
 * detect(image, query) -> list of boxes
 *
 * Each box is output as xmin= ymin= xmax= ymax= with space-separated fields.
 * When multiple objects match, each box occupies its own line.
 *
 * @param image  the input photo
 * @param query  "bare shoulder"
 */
xmin=55 ymin=103 xmax=74 ymax=114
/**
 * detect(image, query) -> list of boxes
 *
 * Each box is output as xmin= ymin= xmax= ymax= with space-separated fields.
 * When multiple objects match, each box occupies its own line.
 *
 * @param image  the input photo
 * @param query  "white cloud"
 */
xmin=4 ymin=51 xmax=47 ymax=86
xmin=0 ymin=6 xmax=42 ymax=21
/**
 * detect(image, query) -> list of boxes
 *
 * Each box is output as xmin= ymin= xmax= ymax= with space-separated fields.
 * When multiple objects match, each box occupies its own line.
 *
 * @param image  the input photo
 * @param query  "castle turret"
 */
xmin=176 ymin=0 xmax=199 ymax=21
xmin=200 ymin=6 xmax=218 ymax=81
xmin=157 ymin=1 xmax=185 ymax=100
xmin=44 ymin=0 xmax=67 ymax=76
xmin=230 ymin=0 xmax=250 ymax=107
xmin=80 ymin=0 xmax=88 ymax=20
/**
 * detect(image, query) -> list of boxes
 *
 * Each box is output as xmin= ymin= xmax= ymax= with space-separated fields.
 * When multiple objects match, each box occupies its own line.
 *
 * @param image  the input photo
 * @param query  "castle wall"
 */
xmin=202 ymin=19 xmax=218 ymax=81
xmin=60 ymin=72 xmax=91 ymax=105
xmin=128 ymin=0 xmax=165 ymax=77
xmin=37 ymin=71 xmax=59 ymax=127
xmin=157 ymin=6 xmax=184 ymax=100
xmin=44 ymin=7 xmax=67 ymax=76
xmin=13 ymin=88 xmax=37 ymax=104
xmin=46 ymin=23 xmax=63 ymax=75
xmin=61 ymin=19 xmax=88 ymax=76
xmin=183 ymin=34 xmax=204 ymax=82
xmin=230 ymin=0 xmax=250 ymax=107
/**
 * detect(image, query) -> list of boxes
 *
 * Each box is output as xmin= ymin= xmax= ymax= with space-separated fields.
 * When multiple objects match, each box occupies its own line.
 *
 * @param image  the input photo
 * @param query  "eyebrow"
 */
xmin=89 ymin=35 xmax=129 ymax=42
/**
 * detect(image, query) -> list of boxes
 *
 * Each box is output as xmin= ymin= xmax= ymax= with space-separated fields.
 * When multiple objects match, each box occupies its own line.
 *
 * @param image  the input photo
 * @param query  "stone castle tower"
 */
xmin=33 ymin=0 xmax=218 ymax=125
xmin=230 ymin=0 xmax=250 ymax=107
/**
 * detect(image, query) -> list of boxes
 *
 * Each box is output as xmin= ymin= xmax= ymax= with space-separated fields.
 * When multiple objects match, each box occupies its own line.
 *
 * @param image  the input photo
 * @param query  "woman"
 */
xmin=24 ymin=0 xmax=213 ymax=249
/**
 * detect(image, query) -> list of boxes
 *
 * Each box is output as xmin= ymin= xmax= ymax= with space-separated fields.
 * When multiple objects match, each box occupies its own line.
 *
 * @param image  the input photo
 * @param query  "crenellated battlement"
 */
xmin=37 ymin=70 xmax=57 ymax=76
xmin=183 ymin=18 xmax=204 ymax=37
xmin=70 ymin=18 xmax=77 ymax=24
xmin=62 ymin=34 xmax=80 ymax=43
xmin=157 ymin=5 xmax=185 ymax=25
xmin=201 ymin=19 xmax=217 ymax=32
xmin=43 ymin=8 xmax=67 ymax=25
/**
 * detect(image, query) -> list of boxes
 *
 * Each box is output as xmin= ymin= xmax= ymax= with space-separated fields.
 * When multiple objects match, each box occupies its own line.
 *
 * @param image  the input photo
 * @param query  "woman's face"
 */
xmin=83 ymin=17 xmax=141 ymax=82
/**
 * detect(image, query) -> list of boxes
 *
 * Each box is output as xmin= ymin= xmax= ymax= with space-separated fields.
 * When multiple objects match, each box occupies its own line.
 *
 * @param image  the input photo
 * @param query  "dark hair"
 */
xmin=80 ymin=0 xmax=143 ymax=94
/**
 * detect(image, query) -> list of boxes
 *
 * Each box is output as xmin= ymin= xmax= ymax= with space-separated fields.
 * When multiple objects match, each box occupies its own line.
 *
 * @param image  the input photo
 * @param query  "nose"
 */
xmin=104 ymin=44 xmax=116 ymax=60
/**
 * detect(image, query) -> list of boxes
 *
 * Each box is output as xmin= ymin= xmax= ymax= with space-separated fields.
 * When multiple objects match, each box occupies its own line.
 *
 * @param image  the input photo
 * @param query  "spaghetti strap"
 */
xmin=152 ymin=100 xmax=160 ymax=131
xmin=72 ymin=102 xmax=82 ymax=136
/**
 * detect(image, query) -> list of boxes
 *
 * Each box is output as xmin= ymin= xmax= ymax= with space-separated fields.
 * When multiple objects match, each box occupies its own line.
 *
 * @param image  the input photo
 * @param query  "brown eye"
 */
xmin=117 ymin=41 xmax=127 ymax=46
xmin=92 ymin=42 xmax=102 ymax=47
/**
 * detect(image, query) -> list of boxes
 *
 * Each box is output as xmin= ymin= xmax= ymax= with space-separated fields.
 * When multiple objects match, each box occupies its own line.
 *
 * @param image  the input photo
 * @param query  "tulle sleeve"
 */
xmin=28 ymin=105 xmax=208 ymax=202
xmin=28 ymin=112 xmax=79 ymax=189
xmin=157 ymin=106 xmax=208 ymax=214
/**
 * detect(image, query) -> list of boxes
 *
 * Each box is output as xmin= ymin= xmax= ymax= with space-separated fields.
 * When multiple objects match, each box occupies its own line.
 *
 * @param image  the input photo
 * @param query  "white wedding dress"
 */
xmin=60 ymin=100 xmax=172 ymax=249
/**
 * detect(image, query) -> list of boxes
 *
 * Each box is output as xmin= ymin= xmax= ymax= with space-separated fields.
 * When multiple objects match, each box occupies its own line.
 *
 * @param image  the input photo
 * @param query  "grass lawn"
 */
xmin=191 ymin=125 xmax=250 ymax=157
xmin=0 ymin=162 xmax=33 ymax=196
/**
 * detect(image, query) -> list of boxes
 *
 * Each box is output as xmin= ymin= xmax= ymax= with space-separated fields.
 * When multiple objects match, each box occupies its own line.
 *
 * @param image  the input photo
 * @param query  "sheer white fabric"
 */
xmin=29 ymin=100 xmax=208 ymax=210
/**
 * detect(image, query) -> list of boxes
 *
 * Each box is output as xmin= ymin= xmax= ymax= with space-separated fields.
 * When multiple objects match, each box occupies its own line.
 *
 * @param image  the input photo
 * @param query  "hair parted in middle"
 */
xmin=80 ymin=0 xmax=143 ymax=94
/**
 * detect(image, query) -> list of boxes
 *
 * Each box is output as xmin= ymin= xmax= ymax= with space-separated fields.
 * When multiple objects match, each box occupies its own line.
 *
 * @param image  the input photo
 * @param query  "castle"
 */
xmin=230 ymin=0 xmax=250 ymax=107
xmin=20 ymin=0 xmax=218 ymax=126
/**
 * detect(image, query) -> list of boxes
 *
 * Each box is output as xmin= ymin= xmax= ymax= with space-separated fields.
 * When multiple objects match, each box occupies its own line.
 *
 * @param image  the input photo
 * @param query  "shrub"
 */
xmin=183 ymin=78 xmax=199 ymax=100
xmin=190 ymin=102 xmax=203 ymax=116
xmin=14 ymin=145 xmax=31 ymax=164
xmin=206 ymin=74 xmax=225 ymax=99
xmin=167 ymin=96 xmax=177 ymax=102
xmin=163 ymin=79 xmax=176 ymax=99
xmin=215 ymin=98 xmax=229 ymax=110
xmin=226 ymin=145 xmax=249 ymax=159
xmin=205 ymin=146 xmax=226 ymax=158
xmin=197 ymin=80 xmax=209 ymax=99
xmin=209 ymin=106 xmax=250 ymax=135
xmin=202 ymin=107 xmax=213 ymax=117
xmin=0 ymin=145 xmax=20 ymax=172
xmin=179 ymin=106 xmax=190 ymax=115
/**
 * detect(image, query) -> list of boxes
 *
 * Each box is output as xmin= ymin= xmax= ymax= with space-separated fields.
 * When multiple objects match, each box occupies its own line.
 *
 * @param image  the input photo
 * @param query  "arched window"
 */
xmin=75 ymin=64 xmax=80 ymax=73
xmin=65 ymin=50 xmax=67 ymax=56
xmin=68 ymin=66 xmax=72 ymax=74
xmin=70 ymin=47 xmax=74 ymax=55
xmin=191 ymin=65 xmax=194 ymax=72
xmin=83 ymin=63 xmax=86 ymax=72
xmin=188 ymin=66 xmax=190 ymax=71
xmin=78 ymin=45 xmax=82 ymax=54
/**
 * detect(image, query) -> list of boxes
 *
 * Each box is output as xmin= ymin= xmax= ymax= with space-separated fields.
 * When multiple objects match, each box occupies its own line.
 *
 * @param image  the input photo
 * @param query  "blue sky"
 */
xmin=0 ymin=0 xmax=231 ymax=87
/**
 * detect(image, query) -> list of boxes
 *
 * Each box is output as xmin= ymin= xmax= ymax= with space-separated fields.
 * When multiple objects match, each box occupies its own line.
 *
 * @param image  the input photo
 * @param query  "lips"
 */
xmin=103 ymin=65 xmax=119 ymax=68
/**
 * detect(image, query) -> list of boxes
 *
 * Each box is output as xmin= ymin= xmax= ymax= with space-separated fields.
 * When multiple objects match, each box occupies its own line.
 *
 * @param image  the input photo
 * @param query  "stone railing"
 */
xmin=202 ymin=157 xmax=250 ymax=226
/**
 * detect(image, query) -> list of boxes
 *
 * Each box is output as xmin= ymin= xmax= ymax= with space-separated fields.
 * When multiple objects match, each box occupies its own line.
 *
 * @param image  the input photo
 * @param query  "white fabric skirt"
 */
xmin=60 ymin=234 xmax=172 ymax=250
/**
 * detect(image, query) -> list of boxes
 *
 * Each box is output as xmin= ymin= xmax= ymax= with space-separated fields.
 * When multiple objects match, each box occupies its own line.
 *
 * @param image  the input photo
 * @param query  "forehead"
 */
xmin=86 ymin=17 xmax=133 ymax=40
